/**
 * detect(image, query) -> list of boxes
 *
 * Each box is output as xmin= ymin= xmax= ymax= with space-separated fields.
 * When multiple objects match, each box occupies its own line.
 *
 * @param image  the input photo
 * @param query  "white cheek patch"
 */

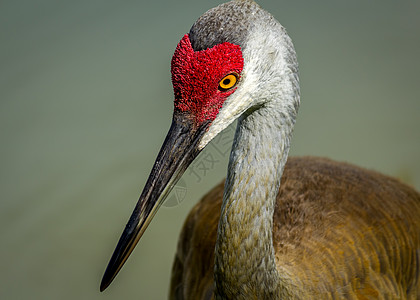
xmin=198 ymin=30 xmax=266 ymax=149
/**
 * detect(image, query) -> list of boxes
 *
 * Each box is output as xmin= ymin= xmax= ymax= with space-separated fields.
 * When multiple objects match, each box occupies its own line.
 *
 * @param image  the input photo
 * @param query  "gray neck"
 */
xmin=214 ymin=102 xmax=297 ymax=299
xmin=198 ymin=2 xmax=301 ymax=298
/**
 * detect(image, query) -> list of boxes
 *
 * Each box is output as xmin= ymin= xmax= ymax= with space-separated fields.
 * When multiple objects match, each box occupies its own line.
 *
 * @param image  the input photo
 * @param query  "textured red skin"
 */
xmin=171 ymin=34 xmax=244 ymax=126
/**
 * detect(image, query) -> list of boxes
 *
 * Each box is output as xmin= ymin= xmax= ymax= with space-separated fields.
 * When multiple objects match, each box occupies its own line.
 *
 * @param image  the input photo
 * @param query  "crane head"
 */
xmin=100 ymin=0 xmax=299 ymax=291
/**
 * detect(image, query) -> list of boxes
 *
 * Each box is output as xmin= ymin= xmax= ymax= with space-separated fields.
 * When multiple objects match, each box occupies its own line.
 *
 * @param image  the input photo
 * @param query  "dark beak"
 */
xmin=100 ymin=113 xmax=210 ymax=291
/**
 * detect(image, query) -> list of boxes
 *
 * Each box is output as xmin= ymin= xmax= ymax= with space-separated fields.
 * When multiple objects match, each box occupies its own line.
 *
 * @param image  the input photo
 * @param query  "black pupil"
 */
xmin=223 ymin=78 xmax=231 ymax=86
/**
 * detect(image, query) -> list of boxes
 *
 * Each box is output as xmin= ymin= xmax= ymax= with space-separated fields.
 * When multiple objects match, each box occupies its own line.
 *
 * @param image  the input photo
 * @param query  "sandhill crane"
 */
xmin=100 ymin=0 xmax=420 ymax=298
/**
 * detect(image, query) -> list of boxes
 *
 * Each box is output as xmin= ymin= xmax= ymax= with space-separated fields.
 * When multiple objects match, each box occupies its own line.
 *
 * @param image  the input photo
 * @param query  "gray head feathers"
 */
xmin=189 ymin=0 xmax=275 ymax=51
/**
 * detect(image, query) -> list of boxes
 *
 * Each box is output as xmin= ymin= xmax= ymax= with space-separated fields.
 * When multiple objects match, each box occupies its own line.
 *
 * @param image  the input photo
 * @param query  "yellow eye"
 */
xmin=219 ymin=74 xmax=238 ymax=91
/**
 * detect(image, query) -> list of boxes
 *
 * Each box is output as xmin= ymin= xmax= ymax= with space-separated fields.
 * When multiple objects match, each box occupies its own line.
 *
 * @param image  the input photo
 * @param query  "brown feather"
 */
xmin=170 ymin=156 xmax=420 ymax=299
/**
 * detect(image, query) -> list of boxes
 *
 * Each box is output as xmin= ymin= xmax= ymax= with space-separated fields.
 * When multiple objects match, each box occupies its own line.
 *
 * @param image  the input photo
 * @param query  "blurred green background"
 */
xmin=1 ymin=0 xmax=419 ymax=299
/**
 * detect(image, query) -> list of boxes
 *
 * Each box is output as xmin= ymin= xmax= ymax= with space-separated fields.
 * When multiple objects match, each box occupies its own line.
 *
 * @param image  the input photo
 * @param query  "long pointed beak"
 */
xmin=100 ymin=113 xmax=210 ymax=291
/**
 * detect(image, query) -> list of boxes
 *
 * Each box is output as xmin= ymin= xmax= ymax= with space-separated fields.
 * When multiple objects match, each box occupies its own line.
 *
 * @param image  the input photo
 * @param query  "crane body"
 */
xmin=171 ymin=157 xmax=420 ymax=299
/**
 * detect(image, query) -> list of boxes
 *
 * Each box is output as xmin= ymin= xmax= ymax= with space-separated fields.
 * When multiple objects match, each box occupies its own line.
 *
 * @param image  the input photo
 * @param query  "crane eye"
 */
xmin=219 ymin=73 xmax=238 ymax=91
